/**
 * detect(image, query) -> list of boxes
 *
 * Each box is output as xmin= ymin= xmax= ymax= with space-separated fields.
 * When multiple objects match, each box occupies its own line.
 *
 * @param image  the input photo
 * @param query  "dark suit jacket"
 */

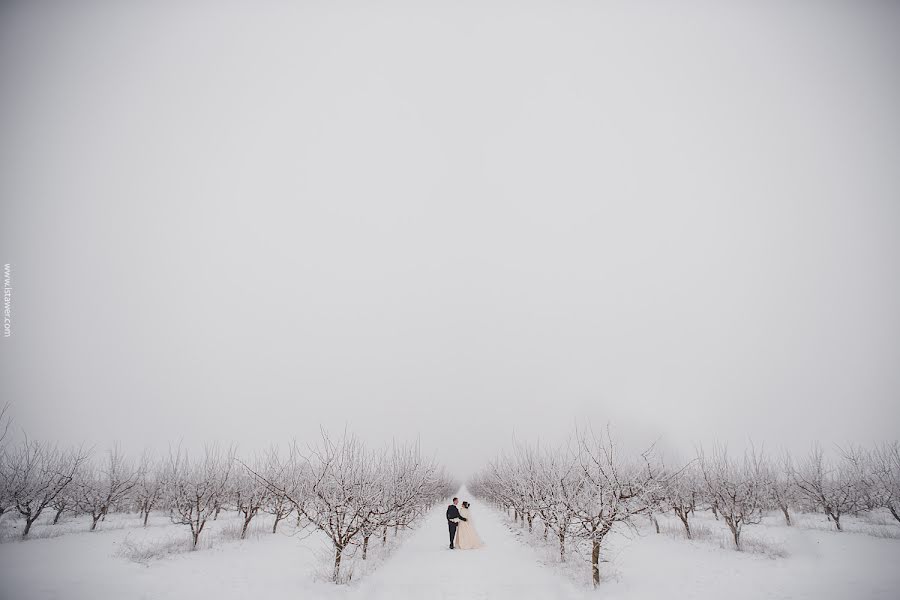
xmin=446 ymin=504 xmax=465 ymax=521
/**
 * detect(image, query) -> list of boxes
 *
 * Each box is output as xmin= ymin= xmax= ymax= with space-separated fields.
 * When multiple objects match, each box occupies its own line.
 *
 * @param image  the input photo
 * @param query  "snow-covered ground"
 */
xmin=504 ymin=507 xmax=900 ymax=600
xmin=0 ymin=510 xmax=346 ymax=600
xmin=360 ymin=497 xmax=587 ymax=600
xmin=1 ymin=496 xmax=899 ymax=599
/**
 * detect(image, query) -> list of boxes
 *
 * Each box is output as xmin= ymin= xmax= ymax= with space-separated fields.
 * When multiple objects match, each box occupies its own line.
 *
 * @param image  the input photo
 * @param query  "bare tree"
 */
xmin=243 ymin=430 xmax=448 ymax=584
xmin=767 ymin=449 xmax=798 ymax=526
xmin=0 ymin=403 xmax=11 ymax=447
xmin=698 ymin=443 xmax=766 ymax=550
xmin=166 ymin=443 xmax=235 ymax=549
xmin=135 ymin=450 xmax=165 ymax=527
xmin=293 ymin=430 xmax=384 ymax=583
xmin=535 ymin=442 xmax=581 ymax=561
xmin=258 ymin=445 xmax=294 ymax=533
xmin=870 ymin=441 xmax=900 ymax=523
xmin=76 ymin=443 xmax=138 ymax=531
xmin=661 ymin=457 xmax=700 ymax=539
xmin=568 ymin=426 xmax=657 ymax=587
xmin=7 ymin=438 xmax=90 ymax=537
xmin=0 ymin=451 xmax=10 ymax=524
xmin=470 ymin=428 xmax=657 ymax=581
xmin=371 ymin=439 xmax=445 ymax=558
xmin=233 ymin=455 xmax=270 ymax=539
xmin=0 ymin=403 xmax=12 ymax=521
xmin=793 ymin=443 xmax=868 ymax=531
xmin=50 ymin=491 xmax=74 ymax=525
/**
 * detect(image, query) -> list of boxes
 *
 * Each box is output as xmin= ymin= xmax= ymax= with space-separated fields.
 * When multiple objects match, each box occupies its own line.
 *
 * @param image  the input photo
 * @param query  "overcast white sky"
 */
xmin=1 ymin=0 xmax=898 ymax=479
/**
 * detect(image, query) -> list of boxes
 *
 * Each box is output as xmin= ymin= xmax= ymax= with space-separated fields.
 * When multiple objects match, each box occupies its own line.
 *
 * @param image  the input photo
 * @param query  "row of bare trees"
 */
xmin=662 ymin=442 xmax=900 ymax=540
xmin=469 ymin=426 xmax=900 ymax=588
xmin=0 ymin=412 xmax=455 ymax=584
xmin=245 ymin=431 xmax=456 ymax=583
xmin=469 ymin=426 xmax=656 ymax=587
xmin=0 ymin=434 xmax=237 ymax=543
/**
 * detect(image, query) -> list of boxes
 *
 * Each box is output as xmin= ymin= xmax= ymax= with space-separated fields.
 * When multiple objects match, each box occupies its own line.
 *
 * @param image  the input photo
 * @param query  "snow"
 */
xmin=0 ymin=512 xmax=339 ymax=600
xmin=1 ymin=494 xmax=899 ymax=599
xmin=360 ymin=498 xmax=587 ymax=600
xmin=596 ymin=513 xmax=900 ymax=600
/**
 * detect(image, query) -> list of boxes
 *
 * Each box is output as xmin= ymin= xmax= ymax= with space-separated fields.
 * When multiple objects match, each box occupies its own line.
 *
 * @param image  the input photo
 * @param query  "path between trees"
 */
xmin=358 ymin=491 xmax=588 ymax=600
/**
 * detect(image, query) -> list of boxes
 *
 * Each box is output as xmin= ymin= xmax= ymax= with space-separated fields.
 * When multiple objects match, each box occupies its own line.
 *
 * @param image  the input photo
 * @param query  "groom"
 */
xmin=446 ymin=497 xmax=467 ymax=549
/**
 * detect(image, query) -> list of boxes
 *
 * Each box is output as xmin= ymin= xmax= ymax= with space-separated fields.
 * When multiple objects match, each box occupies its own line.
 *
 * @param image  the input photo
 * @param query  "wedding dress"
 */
xmin=454 ymin=506 xmax=484 ymax=549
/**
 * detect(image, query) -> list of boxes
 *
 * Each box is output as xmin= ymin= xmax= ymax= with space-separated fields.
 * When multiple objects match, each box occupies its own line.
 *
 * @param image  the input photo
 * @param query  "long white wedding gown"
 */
xmin=454 ymin=506 xmax=484 ymax=549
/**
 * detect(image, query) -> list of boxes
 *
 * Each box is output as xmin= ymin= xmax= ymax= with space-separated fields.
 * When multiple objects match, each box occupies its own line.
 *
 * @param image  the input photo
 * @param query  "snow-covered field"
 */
xmin=505 ymin=507 xmax=900 ymax=600
xmin=2 ymin=493 xmax=899 ymax=600
xmin=0 ymin=510 xmax=345 ymax=600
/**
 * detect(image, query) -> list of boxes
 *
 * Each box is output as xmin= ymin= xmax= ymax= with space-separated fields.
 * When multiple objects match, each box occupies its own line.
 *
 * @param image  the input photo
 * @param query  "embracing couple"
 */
xmin=446 ymin=496 xmax=484 ymax=550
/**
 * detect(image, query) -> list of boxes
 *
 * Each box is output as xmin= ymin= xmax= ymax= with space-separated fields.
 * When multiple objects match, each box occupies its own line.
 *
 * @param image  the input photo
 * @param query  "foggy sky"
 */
xmin=1 ymin=0 xmax=898 ymax=479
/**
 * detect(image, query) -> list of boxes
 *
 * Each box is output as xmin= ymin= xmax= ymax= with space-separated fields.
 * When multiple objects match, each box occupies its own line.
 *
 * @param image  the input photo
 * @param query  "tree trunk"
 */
xmin=781 ymin=505 xmax=792 ymax=526
xmin=333 ymin=544 xmax=343 ymax=583
xmin=676 ymin=508 xmax=691 ymax=539
xmin=726 ymin=519 xmax=741 ymax=550
xmin=559 ymin=531 xmax=566 ymax=562
xmin=22 ymin=515 xmax=37 ymax=538
xmin=53 ymin=506 xmax=65 ymax=525
xmin=241 ymin=513 xmax=253 ymax=539
xmin=591 ymin=540 xmax=601 ymax=587
xmin=91 ymin=512 xmax=102 ymax=531
xmin=143 ymin=508 xmax=151 ymax=527
xmin=362 ymin=535 xmax=370 ymax=560
xmin=888 ymin=504 xmax=900 ymax=524
xmin=382 ymin=525 xmax=388 ymax=546
xmin=527 ymin=513 xmax=533 ymax=533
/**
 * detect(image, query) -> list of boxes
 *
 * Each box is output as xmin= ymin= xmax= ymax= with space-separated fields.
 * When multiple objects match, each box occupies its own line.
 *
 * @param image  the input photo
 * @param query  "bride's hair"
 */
xmin=462 ymin=501 xmax=470 ymax=508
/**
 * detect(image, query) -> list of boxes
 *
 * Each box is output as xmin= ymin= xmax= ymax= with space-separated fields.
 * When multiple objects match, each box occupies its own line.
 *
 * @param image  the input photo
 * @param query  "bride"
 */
xmin=454 ymin=501 xmax=484 ymax=549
